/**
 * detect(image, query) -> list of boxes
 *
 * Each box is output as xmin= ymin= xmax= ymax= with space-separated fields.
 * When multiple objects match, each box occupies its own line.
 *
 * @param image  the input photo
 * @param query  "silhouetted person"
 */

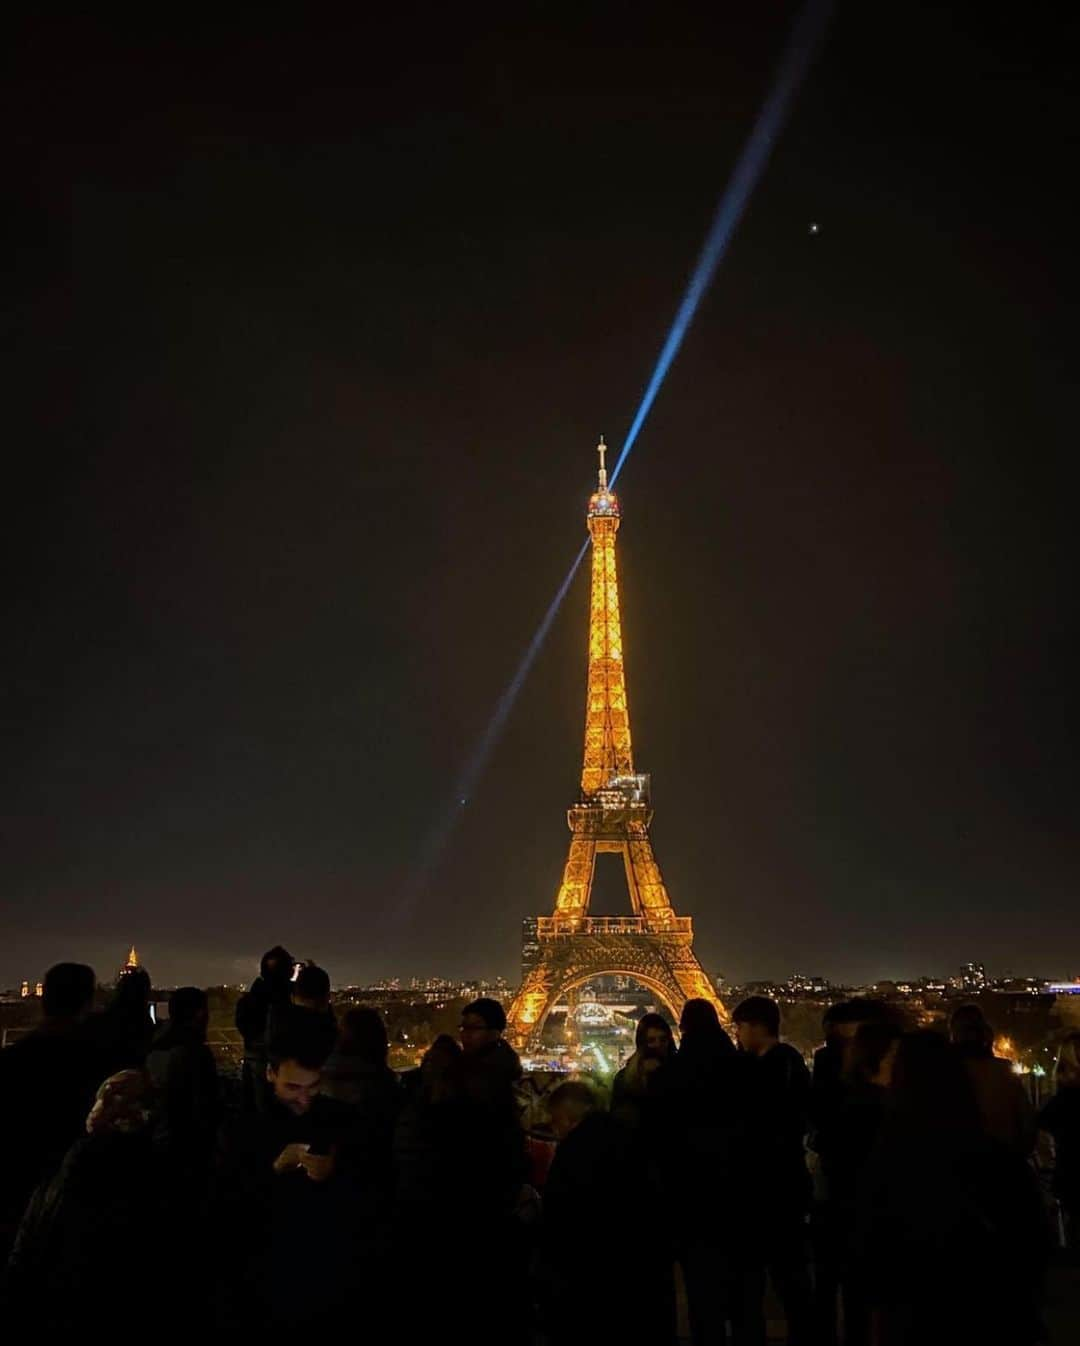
xmin=733 ymin=995 xmax=813 ymax=1346
xmin=856 ymin=1030 xmax=1047 ymax=1346
xmin=215 ymin=1026 xmax=365 ymax=1331
xmin=808 ymin=997 xmax=891 ymax=1344
xmin=394 ymin=1034 xmax=464 ymax=1213
xmin=1039 ymin=1032 xmax=1080 ymax=1251
xmin=400 ymin=1031 xmax=461 ymax=1103
xmin=4 ymin=1069 xmax=174 ymax=1334
xmin=459 ymin=996 xmax=522 ymax=1083
xmin=810 ymin=999 xmax=892 ymax=1138
xmin=235 ymin=944 xmax=295 ymax=1112
xmin=610 ymin=1011 xmax=675 ymax=1132
xmin=653 ymin=999 xmax=750 ymax=1346
xmin=146 ymin=986 xmax=220 ymax=1183
xmin=949 ymin=1003 xmax=1035 ymax=1155
xmin=321 ymin=1006 xmax=402 ymax=1161
xmin=0 ymin=962 xmax=100 ymax=1259
xmin=816 ymin=1019 xmax=901 ymax=1346
xmin=393 ymin=1046 xmax=529 ymax=1346
xmin=283 ymin=962 xmax=338 ymax=1063
xmin=540 ymin=1080 xmax=672 ymax=1346
xmin=85 ymin=966 xmax=155 ymax=1077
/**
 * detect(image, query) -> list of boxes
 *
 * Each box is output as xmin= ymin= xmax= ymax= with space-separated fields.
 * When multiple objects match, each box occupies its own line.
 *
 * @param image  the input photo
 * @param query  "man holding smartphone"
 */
xmin=214 ymin=1026 xmax=361 ymax=1330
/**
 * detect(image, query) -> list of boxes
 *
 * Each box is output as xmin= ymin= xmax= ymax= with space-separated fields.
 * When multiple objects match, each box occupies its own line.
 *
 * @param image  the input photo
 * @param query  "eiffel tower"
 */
xmin=507 ymin=440 xmax=726 ymax=1049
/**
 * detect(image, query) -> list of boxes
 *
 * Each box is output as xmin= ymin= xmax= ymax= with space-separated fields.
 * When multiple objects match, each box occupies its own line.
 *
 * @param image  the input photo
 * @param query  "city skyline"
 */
xmin=4 ymin=9 xmax=1075 ymax=989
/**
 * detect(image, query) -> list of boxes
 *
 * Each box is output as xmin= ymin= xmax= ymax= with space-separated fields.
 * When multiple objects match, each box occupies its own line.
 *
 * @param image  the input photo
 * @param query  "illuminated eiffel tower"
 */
xmin=507 ymin=441 xmax=726 ymax=1049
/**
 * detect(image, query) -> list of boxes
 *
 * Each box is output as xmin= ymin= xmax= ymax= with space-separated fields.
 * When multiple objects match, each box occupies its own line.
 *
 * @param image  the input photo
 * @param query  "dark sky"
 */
xmin=4 ymin=6 xmax=1076 ymax=990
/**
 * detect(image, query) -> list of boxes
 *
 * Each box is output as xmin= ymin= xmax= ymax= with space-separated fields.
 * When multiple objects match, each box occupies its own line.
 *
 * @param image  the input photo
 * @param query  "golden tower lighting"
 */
xmin=507 ymin=441 xmax=726 ymax=1049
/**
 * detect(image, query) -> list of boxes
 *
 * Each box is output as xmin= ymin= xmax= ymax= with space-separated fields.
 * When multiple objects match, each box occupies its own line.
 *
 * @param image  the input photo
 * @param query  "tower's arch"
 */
xmin=528 ymin=967 xmax=681 ymax=1044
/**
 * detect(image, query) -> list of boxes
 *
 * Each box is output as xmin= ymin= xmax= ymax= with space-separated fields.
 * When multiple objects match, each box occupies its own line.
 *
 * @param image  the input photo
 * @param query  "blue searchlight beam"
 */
xmin=609 ymin=0 xmax=833 ymax=489
xmin=400 ymin=0 xmax=832 ymax=911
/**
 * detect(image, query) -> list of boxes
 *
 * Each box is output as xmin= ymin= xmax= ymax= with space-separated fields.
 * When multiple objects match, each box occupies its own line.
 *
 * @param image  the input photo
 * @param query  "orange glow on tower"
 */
xmin=507 ymin=441 xmax=727 ymax=1048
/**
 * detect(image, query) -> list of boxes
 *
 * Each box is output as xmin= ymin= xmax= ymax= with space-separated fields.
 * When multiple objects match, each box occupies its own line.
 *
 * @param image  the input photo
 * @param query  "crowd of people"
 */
xmin=0 ymin=949 xmax=1077 ymax=1345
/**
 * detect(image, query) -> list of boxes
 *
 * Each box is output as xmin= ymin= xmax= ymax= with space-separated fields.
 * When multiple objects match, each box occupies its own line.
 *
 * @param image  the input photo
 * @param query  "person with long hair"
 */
xmin=610 ymin=1011 xmax=675 ymax=1131
xmin=1038 ymin=1032 xmax=1080 ymax=1252
xmin=856 ymin=1030 xmax=1047 ymax=1345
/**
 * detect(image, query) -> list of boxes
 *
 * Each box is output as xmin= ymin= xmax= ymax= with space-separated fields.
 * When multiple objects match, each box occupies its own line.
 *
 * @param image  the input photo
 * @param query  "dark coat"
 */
xmin=319 ymin=1053 xmax=402 ymax=1160
xmin=393 ymin=1090 xmax=526 ymax=1224
xmin=234 ymin=974 xmax=292 ymax=1059
xmin=277 ymin=1002 xmax=338 ymax=1063
xmin=816 ymin=1079 xmax=887 ymax=1213
xmin=747 ymin=1041 xmax=812 ymax=1215
xmin=961 ymin=1053 xmax=1035 ymax=1156
xmin=0 ymin=1020 xmax=104 ymax=1249
xmin=3 ymin=1132 xmax=177 ymax=1333
xmin=855 ymin=1127 xmax=1047 ymax=1345
xmin=473 ymin=1035 xmax=523 ymax=1084
xmin=652 ymin=1032 xmax=761 ymax=1237
xmin=542 ymin=1110 xmax=642 ymax=1270
xmin=610 ymin=1049 xmax=668 ymax=1133
xmin=391 ymin=1087 xmax=530 ymax=1346
xmin=540 ymin=1111 xmax=673 ymax=1345
xmin=83 ymin=1003 xmax=155 ymax=1077
xmin=145 ymin=1022 xmax=221 ymax=1177
xmin=214 ymin=1093 xmax=374 ymax=1327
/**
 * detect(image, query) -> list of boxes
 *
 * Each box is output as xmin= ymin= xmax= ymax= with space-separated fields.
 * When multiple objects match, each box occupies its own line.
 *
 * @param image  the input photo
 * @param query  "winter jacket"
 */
xmin=0 ymin=1020 xmax=104 ymax=1250
xmin=234 ymin=974 xmax=293 ymax=1060
xmin=214 ymin=1093 xmax=373 ymax=1327
xmin=145 ymin=1022 xmax=221 ymax=1175
xmin=746 ymin=1041 xmax=812 ymax=1215
xmin=855 ymin=1128 xmax=1047 ymax=1345
xmin=652 ymin=1032 xmax=761 ymax=1236
xmin=961 ymin=1053 xmax=1035 ymax=1156
xmin=3 ymin=1132 xmax=180 ymax=1333
xmin=319 ymin=1054 xmax=402 ymax=1161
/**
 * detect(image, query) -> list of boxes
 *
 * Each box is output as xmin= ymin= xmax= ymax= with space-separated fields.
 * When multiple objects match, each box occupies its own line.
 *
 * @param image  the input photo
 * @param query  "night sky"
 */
xmin=5 ymin=7 xmax=1076 ymax=990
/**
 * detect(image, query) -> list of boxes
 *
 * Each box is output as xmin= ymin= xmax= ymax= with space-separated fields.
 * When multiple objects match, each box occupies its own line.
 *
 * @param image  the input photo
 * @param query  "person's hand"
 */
xmin=272 ymin=1142 xmax=310 ymax=1175
xmin=298 ymin=1149 xmax=335 ymax=1183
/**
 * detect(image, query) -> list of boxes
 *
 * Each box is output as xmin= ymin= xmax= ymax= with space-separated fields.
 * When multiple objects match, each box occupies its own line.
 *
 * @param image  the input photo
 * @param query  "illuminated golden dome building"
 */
xmin=117 ymin=944 xmax=141 ymax=982
xmin=507 ymin=442 xmax=726 ymax=1049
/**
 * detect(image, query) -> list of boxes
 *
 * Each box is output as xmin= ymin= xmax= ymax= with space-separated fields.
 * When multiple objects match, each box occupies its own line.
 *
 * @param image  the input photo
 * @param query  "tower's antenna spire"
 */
xmin=597 ymin=435 xmax=608 ymax=489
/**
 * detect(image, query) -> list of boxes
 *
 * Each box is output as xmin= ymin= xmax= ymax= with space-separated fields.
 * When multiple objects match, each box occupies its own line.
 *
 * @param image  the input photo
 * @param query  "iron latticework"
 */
xmin=507 ymin=441 xmax=726 ymax=1048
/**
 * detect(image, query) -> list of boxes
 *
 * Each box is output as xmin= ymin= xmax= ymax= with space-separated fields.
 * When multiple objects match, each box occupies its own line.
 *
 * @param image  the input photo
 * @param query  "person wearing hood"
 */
xmin=235 ymin=944 xmax=295 ymax=1112
xmin=610 ymin=1011 xmax=675 ymax=1132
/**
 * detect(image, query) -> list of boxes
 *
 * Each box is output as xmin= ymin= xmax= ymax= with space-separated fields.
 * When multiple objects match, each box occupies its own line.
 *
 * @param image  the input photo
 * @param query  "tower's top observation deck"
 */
xmin=588 ymin=436 xmax=620 ymax=519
